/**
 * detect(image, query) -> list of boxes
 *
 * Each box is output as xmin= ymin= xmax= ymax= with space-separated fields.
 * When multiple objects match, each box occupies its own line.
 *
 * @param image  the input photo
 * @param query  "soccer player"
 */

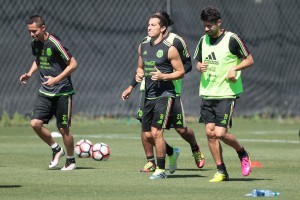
xmin=122 ymin=11 xmax=205 ymax=174
xmin=194 ymin=6 xmax=254 ymax=182
xmin=19 ymin=15 xmax=77 ymax=170
xmin=134 ymin=12 xmax=185 ymax=179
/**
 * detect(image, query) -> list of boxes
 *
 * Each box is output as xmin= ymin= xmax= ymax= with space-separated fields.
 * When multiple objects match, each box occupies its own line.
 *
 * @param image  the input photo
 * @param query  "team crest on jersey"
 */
xmin=156 ymin=50 xmax=163 ymax=58
xmin=46 ymin=48 xmax=52 ymax=56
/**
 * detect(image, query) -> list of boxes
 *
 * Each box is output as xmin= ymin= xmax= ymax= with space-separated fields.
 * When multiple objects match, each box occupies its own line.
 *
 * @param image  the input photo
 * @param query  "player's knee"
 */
xmin=175 ymin=127 xmax=187 ymax=135
xmin=30 ymin=119 xmax=42 ymax=130
xmin=58 ymin=127 xmax=70 ymax=135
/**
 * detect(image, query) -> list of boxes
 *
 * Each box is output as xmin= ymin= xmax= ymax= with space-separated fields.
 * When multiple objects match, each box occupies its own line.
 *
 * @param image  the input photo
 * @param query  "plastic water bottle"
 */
xmin=245 ymin=189 xmax=280 ymax=197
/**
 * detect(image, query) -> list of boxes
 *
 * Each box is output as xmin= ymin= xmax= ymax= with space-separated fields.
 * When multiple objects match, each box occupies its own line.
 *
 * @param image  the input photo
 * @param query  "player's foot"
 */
xmin=168 ymin=147 xmax=180 ymax=174
xmin=209 ymin=171 xmax=229 ymax=182
xmin=240 ymin=154 xmax=252 ymax=176
xmin=193 ymin=150 xmax=205 ymax=168
xmin=140 ymin=161 xmax=156 ymax=172
xmin=61 ymin=158 xmax=76 ymax=171
xmin=149 ymin=167 xmax=167 ymax=180
xmin=49 ymin=148 xmax=65 ymax=169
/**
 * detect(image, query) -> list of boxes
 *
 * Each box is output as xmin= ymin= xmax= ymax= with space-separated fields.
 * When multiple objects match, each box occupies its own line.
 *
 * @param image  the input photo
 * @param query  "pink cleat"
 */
xmin=241 ymin=155 xmax=252 ymax=176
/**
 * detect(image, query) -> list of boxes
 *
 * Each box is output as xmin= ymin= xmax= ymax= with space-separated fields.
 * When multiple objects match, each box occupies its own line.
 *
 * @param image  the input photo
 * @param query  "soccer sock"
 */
xmin=51 ymin=143 xmax=61 ymax=153
xmin=147 ymin=156 xmax=156 ymax=165
xmin=191 ymin=144 xmax=200 ymax=152
xmin=156 ymin=157 xmax=165 ymax=170
xmin=66 ymin=157 xmax=76 ymax=164
xmin=237 ymin=147 xmax=248 ymax=159
xmin=166 ymin=143 xmax=173 ymax=156
xmin=217 ymin=163 xmax=227 ymax=174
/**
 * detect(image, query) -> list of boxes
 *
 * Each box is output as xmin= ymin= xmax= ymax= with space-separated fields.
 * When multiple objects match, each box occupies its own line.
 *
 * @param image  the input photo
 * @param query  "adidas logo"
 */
xmin=176 ymin=120 xmax=182 ymax=125
xmin=204 ymin=52 xmax=219 ymax=65
xmin=143 ymin=50 xmax=147 ymax=55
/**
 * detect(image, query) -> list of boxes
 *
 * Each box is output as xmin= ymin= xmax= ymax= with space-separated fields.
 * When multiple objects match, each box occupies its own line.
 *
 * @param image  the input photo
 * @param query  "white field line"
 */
xmin=75 ymin=134 xmax=300 ymax=144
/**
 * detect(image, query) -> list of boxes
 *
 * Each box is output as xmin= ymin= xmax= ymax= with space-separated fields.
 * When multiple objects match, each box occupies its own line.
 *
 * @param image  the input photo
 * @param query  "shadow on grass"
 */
xmin=0 ymin=185 xmax=22 ymax=188
xmin=228 ymin=178 xmax=273 ymax=181
xmin=168 ymin=174 xmax=207 ymax=178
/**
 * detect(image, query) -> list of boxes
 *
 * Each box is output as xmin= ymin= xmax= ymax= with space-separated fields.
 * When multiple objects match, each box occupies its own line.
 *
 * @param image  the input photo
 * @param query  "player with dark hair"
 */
xmin=134 ymin=12 xmax=185 ymax=179
xmin=20 ymin=15 xmax=77 ymax=170
xmin=122 ymin=11 xmax=205 ymax=175
xmin=194 ymin=6 xmax=254 ymax=182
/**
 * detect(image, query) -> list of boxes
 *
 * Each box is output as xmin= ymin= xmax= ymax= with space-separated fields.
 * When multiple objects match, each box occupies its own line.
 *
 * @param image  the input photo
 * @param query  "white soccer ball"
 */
xmin=74 ymin=139 xmax=93 ymax=158
xmin=92 ymin=143 xmax=110 ymax=161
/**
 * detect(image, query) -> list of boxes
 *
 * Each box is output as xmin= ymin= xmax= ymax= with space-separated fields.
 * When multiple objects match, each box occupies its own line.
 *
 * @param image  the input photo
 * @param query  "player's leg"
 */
xmin=200 ymin=99 xmax=229 ymax=182
xmin=149 ymin=97 xmax=173 ymax=179
xmin=56 ymin=95 xmax=76 ymax=170
xmin=172 ymin=96 xmax=205 ymax=168
xmin=215 ymin=99 xmax=251 ymax=177
xmin=31 ymin=95 xmax=65 ymax=169
xmin=140 ymin=130 xmax=156 ymax=172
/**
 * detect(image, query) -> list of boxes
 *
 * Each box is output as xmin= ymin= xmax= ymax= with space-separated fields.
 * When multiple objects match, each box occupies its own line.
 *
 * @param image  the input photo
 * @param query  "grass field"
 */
xmin=0 ymin=118 xmax=299 ymax=200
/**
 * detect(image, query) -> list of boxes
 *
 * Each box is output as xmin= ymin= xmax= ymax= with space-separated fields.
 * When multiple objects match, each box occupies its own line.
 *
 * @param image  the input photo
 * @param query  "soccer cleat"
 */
xmin=140 ymin=161 xmax=156 ymax=172
xmin=209 ymin=171 xmax=229 ymax=182
xmin=149 ymin=167 xmax=167 ymax=180
xmin=61 ymin=159 xmax=76 ymax=171
xmin=193 ymin=151 xmax=205 ymax=168
xmin=49 ymin=148 xmax=65 ymax=169
xmin=168 ymin=147 xmax=180 ymax=174
xmin=240 ymin=154 xmax=252 ymax=176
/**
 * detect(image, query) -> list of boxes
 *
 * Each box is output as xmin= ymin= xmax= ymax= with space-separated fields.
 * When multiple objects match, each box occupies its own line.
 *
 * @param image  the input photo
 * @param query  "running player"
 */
xmin=19 ymin=15 xmax=77 ymax=170
xmin=135 ymin=12 xmax=185 ymax=179
xmin=122 ymin=11 xmax=205 ymax=175
xmin=194 ymin=6 xmax=254 ymax=182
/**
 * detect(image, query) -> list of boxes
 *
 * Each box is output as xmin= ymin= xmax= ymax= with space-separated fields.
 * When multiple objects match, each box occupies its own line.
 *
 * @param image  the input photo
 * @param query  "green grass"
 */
xmin=0 ymin=118 xmax=299 ymax=200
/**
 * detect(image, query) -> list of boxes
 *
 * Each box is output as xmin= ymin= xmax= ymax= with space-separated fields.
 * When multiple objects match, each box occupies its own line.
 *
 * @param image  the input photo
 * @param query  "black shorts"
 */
xmin=166 ymin=96 xmax=186 ymax=129
xmin=199 ymin=98 xmax=235 ymax=128
xmin=142 ymin=96 xmax=173 ymax=132
xmin=31 ymin=95 xmax=73 ymax=128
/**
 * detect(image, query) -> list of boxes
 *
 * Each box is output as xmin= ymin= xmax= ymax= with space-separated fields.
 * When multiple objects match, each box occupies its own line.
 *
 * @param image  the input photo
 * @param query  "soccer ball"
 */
xmin=91 ymin=143 xmax=110 ymax=161
xmin=74 ymin=139 xmax=93 ymax=158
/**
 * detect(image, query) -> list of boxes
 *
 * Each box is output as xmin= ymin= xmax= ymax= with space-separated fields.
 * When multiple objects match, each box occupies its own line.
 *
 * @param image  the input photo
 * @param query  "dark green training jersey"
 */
xmin=141 ymin=39 xmax=175 ymax=99
xmin=32 ymin=34 xmax=75 ymax=97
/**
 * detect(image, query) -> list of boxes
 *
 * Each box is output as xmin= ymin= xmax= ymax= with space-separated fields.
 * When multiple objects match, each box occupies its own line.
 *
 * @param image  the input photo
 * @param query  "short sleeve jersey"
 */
xmin=140 ymin=39 xmax=175 ymax=99
xmin=32 ymin=34 xmax=75 ymax=97
xmin=140 ymin=33 xmax=192 ymax=95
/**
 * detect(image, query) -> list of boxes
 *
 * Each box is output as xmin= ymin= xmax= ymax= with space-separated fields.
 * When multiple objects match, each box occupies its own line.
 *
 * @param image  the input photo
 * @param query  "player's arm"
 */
xmin=227 ymin=35 xmax=254 ymax=82
xmin=135 ymin=44 xmax=144 ymax=83
xmin=150 ymin=46 xmax=184 ymax=81
xmin=43 ymin=57 xmax=78 ymax=87
xmin=19 ymin=60 xmax=39 ymax=84
xmin=174 ymin=37 xmax=192 ymax=74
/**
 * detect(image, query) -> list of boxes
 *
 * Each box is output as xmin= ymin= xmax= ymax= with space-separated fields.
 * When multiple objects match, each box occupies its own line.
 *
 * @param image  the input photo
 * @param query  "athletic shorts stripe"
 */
xmin=162 ymin=97 xmax=173 ymax=129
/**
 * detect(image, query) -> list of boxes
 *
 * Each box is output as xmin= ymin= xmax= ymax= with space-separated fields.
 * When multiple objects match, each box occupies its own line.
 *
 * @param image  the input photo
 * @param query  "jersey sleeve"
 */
xmin=229 ymin=34 xmax=250 ymax=59
xmin=173 ymin=37 xmax=192 ymax=74
xmin=49 ymin=35 xmax=72 ymax=64
xmin=193 ymin=37 xmax=204 ymax=62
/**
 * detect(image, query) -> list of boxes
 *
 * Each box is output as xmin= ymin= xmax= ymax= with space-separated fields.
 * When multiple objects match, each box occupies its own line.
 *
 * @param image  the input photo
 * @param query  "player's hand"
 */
xmin=227 ymin=67 xmax=237 ymax=82
xmin=150 ymin=67 xmax=163 ymax=81
xmin=42 ymin=76 xmax=58 ymax=87
xmin=196 ymin=62 xmax=208 ymax=72
xmin=19 ymin=73 xmax=31 ymax=84
xmin=135 ymin=68 xmax=144 ymax=83
xmin=121 ymin=86 xmax=133 ymax=100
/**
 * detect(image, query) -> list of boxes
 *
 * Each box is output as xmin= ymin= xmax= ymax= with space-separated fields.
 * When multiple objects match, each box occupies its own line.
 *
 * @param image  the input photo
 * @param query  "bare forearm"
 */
xmin=161 ymin=71 xmax=184 ymax=81
xmin=55 ymin=57 xmax=77 ymax=82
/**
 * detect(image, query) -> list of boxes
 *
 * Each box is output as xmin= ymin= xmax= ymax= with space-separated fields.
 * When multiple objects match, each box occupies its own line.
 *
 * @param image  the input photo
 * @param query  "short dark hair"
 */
xmin=201 ymin=6 xmax=221 ymax=23
xmin=27 ymin=15 xmax=45 ymax=28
